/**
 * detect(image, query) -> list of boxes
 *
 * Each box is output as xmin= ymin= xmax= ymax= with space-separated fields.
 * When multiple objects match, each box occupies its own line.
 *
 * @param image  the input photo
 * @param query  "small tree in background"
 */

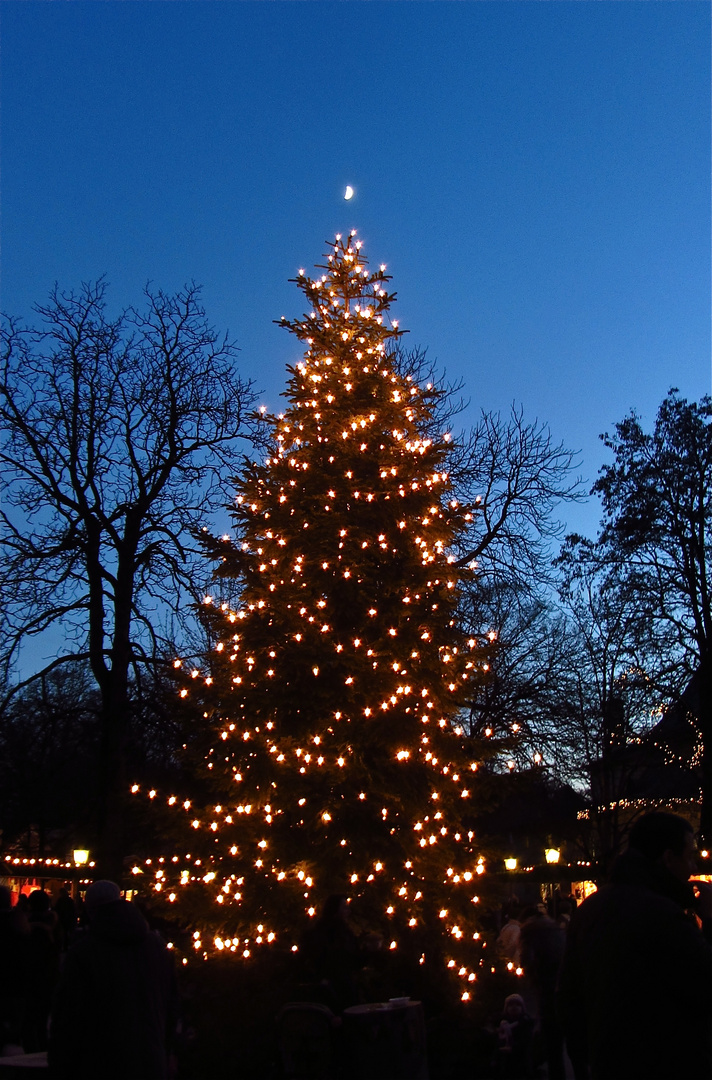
xmin=592 ymin=391 xmax=712 ymax=840
xmin=137 ymin=233 xmax=497 ymax=996
xmin=0 ymin=665 xmax=99 ymax=856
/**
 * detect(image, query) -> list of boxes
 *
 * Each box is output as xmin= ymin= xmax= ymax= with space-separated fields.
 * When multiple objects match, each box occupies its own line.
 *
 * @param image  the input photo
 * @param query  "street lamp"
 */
xmin=545 ymin=847 xmax=561 ymax=865
xmin=73 ymin=849 xmax=89 ymax=866
xmin=504 ymin=857 xmax=518 ymax=871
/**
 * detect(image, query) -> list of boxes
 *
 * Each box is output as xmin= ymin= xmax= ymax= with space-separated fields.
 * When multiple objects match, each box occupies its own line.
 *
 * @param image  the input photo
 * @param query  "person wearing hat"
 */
xmin=48 ymin=881 xmax=177 ymax=1079
xmin=491 ymin=992 xmax=536 ymax=1079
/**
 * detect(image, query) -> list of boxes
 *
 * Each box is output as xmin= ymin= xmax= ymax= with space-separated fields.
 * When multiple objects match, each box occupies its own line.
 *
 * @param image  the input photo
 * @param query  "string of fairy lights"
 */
xmin=132 ymin=231 xmax=504 ymax=996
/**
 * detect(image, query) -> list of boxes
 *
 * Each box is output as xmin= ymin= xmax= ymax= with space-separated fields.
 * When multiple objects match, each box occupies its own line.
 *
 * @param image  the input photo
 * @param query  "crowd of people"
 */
xmin=0 ymin=884 xmax=67 ymax=1055
xmin=0 ymin=879 xmax=177 ymax=1079
xmin=283 ymin=812 xmax=712 ymax=1079
xmin=492 ymin=897 xmax=571 ymax=1078
xmin=0 ymin=811 xmax=709 ymax=1079
xmin=492 ymin=812 xmax=712 ymax=1079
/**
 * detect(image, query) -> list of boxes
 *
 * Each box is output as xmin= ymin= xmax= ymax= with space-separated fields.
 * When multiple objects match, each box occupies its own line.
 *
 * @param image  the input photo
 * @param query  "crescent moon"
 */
xmin=344 ymin=186 xmax=354 ymax=201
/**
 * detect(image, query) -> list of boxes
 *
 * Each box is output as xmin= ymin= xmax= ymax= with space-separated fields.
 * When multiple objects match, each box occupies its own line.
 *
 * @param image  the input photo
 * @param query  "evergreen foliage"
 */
xmin=139 ymin=233 xmax=496 ymax=993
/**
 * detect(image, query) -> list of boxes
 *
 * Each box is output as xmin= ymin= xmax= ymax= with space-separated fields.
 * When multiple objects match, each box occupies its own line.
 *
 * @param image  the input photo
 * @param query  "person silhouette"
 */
xmin=558 ymin=812 xmax=712 ymax=1080
xmin=48 ymin=881 xmax=177 ymax=1079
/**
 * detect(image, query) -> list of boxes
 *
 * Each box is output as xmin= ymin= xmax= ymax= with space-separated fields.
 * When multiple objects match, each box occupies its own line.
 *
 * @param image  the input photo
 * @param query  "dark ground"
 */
xmin=173 ymin=950 xmax=532 ymax=1080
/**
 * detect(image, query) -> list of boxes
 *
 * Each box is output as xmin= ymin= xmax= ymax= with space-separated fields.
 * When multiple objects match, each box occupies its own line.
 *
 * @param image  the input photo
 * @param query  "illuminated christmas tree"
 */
xmin=136 ymin=232 xmax=495 ymax=998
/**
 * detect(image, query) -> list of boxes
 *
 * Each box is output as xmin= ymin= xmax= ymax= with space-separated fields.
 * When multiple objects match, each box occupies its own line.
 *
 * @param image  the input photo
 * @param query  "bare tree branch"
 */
xmin=449 ymin=404 xmax=584 ymax=588
xmin=0 ymin=279 xmax=258 ymax=873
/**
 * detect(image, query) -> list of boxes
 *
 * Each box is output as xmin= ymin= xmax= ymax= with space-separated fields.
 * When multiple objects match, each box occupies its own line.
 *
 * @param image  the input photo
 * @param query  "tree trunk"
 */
xmin=95 ymin=691 xmax=129 ymax=881
xmin=94 ymin=536 xmax=136 ymax=882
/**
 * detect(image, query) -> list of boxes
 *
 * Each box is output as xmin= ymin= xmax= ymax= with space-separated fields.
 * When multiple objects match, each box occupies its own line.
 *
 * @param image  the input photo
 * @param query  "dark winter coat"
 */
xmin=519 ymin=915 xmax=565 ymax=994
xmin=0 ymin=906 xmax=30 ymax=1046
xmin=301 ymin=917 xmax=364 ymax=1012
xmin=48 ymin=899 xmax=177 ymax=1080
xmin=557 ymin=848 xmax=712 ymax=1080
xmin=22 ymin=908 xmax=61 ymax=1051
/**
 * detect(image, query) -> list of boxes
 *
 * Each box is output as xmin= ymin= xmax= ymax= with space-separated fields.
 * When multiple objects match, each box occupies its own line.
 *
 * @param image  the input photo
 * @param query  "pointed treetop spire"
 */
xmin=279 ymin=232 xmax=406 ymax=346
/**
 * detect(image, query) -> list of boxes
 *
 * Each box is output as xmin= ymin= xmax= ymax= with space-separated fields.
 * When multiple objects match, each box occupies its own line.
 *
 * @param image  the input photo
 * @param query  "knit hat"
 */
xmin=504 ymin=994 xmax=525 ymax=1010
xmin=85 ymin=879 xmax=121 ymax=915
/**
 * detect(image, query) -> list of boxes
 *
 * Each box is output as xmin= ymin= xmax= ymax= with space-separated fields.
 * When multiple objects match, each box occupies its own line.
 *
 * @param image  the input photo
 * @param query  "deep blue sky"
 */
xmin=2 ymin=1 xmax=709 ymax=537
